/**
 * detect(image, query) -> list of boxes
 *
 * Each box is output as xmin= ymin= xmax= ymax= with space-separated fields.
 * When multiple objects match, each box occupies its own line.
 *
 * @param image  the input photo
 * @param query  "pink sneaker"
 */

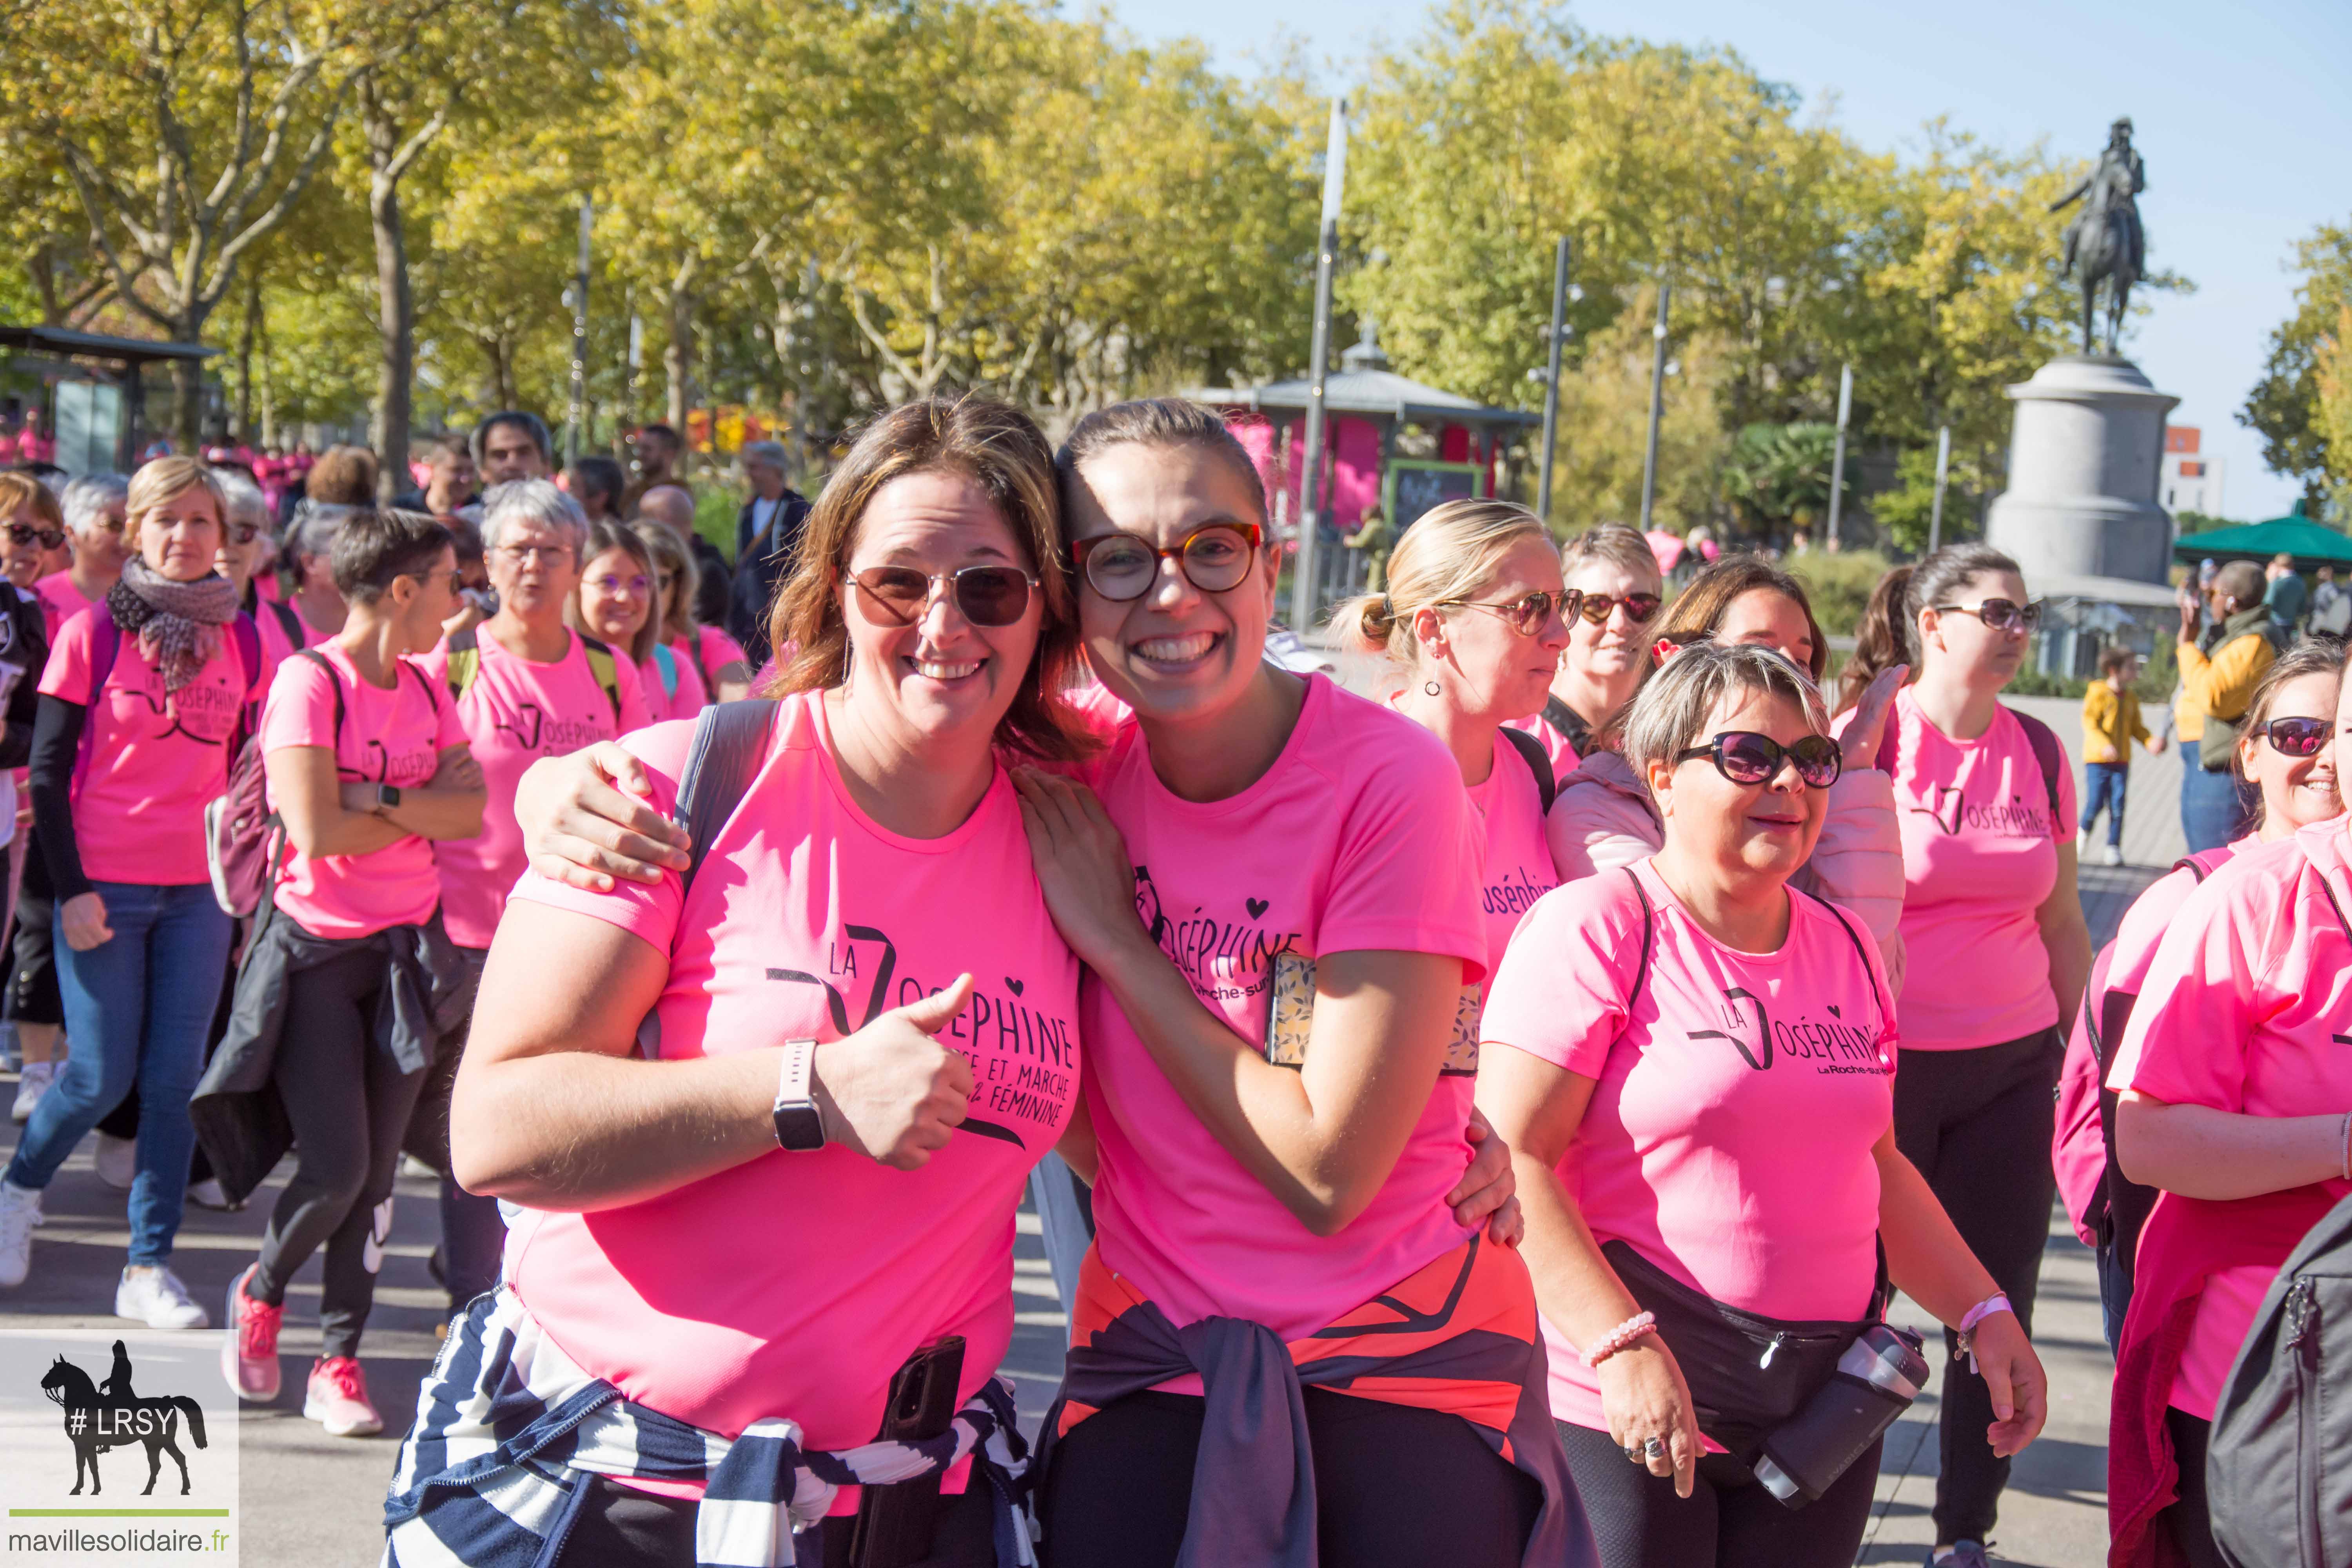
xmin=303 ymin=1356 xmax=381 ymax=1437
xmin=221 ymin=1264 xmax=281 ymax=1401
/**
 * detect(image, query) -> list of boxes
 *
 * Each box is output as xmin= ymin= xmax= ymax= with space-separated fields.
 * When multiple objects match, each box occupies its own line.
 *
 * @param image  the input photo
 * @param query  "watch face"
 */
xmin=772 ymin=1102 xmax=826 ymax=1152
xmin=379 ymin=784 xmax=403 ymax=808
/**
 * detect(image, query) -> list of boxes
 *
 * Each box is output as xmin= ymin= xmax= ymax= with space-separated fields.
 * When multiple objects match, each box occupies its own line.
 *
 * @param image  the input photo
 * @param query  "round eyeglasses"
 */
xmin=1071 ymin=523 xmax=1262 ymax=602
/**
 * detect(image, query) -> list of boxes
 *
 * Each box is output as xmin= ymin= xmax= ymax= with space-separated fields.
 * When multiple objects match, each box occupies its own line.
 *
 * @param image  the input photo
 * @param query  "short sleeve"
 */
xmin=612 ymin=652 xmax=655 ymax=733
xmin=37 ymin=610 xmax=94 ymax=704
xmin=2105 ymin=869 xmax=2200 ymax=1000
xmin=506 ymin=720 xmax=698 ymax=950
xmin=1316 ymin=730 xmax=1487 ymax=980
xmin=260 ymin=653 xmax=339 ymax=753
xmin=698 ymin=624 xmax=749 ymax=672
xmin=2106 ymin=871 xmax=2263 ymax=1111
xmin=1479 ymin=883 xmax=1637 ymax=1079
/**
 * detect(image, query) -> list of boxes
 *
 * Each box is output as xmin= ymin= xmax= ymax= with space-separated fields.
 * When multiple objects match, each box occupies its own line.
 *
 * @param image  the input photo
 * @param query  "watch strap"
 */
xmin=772 ymin=1039 xmax=825 ymax=1152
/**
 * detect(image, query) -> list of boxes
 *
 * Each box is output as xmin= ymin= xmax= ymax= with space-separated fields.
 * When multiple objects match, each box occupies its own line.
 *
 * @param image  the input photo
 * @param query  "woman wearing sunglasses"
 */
xmin=1548 ymin=556 xmax=1911 ymax=991
xmin=391 ymin=399 xmax=1096 ymax=1566
xmin=1477 ymin=642 xmax=2045 ymax=1568
xmin=2104 ymin=637 xmax=2352 ymax=1568
xmin=0 ymin=472 xmax=65 ymax=595
xmin=0 ymin=475 xmax=58 ymax=1124
xmin=37 ymin=472 xmax=131 ymax=634
xmin=1837 ymin=543 xmax=2090 ymax=1568
xmin=1515 ymin=523 xmax=1663 ymax=773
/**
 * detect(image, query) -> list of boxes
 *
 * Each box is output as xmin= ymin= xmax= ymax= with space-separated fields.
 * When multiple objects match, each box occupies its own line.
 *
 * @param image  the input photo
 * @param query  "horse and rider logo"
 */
xmin=37 ymin=1339 xmax=209 ymax=1496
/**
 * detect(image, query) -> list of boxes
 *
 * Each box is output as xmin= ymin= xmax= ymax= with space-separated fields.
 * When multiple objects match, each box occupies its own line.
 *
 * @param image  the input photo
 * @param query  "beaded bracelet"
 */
xmin=1581 ymin=1311 xmax=1659 ymax=1370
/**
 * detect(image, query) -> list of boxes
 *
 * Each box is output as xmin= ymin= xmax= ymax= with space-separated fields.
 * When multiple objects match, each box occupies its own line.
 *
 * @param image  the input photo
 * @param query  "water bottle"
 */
xmin=1754 ymin=1323 xmax=1930 ymax=1508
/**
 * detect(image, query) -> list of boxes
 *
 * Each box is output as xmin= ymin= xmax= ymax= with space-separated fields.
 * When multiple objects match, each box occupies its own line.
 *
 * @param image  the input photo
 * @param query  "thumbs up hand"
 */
xmin=812 ymin=974 xmax=977 ymax=1171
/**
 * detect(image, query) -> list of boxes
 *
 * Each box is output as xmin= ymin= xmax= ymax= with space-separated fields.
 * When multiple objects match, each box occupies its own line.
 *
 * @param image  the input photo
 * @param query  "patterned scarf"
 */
xmin=107 ymin=556 xmax=241 ymax=693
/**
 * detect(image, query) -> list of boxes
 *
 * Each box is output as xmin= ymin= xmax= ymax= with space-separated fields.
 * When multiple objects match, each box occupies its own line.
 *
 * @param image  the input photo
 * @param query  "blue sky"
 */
xmin=1103 ymin=0 xmax=2351 ymax=519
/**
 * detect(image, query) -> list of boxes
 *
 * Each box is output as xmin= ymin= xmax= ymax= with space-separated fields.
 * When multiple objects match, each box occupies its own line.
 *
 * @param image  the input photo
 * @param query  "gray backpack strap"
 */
xmin=673 ymin=699 xmax=779 ymax=895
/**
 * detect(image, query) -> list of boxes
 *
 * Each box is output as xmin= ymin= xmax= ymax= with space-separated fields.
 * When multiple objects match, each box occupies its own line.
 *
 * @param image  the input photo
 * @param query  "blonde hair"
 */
xmin=1338 ymin=499 xmax=1551 ymax=667
xmin=0 ymin=473 xmax=63 ymax=534
xmin=125 ymin=457 xmax=227 ymax=543
xmin=633 ymin=520 xmax=699 ymax=642
xmin=1561 ymin=521 xmax=1660 ymax=588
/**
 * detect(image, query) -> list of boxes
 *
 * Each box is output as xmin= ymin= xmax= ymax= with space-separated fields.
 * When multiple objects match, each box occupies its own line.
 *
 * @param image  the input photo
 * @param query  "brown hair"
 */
xmin=0 ymin=473 xmax=64 ymax=534
xmin=1339 ymin=499 xmax=1550 ymax=666
xmin=330 ymin=509 xmax=455 ymax=605
xmin=1836 ymin=542 xmax=2021 ymax=714
xmin=1055 ymin=397 xmax=1271 ymax=527
xmin=306 ymin=444 xmax=379 ymax=505
xmin=2231 ymin=637 xmax=2352 ymax=819
xmin=572 ymin=518 xmax=662 ymax=662
xmin=2097 ymin=643 xmax=2136 ymax=677
xmin=633 ymin=519 xmax=699 ymax=642
xmin=771 ymin=396 xmax=1092 ymax=763
xmin=1652 ymin=555 xmax=1828 ymax=681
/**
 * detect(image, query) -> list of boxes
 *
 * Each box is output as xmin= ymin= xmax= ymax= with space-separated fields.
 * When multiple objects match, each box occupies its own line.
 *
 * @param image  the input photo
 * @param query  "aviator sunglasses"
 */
xmin=850 ymin=564 xmax=1039 ymax=627
xmin=2265 ymin=716 xmax=2336 ymax=757
xmin=1436 ymin=588 xmax=1582 ymax=636
xmin=1933 ymin=597 xmax=2044 ymax=634
xmin=1573 ymin=590 xmax=1662 ymax=626
xmin=1675 ymin=730 xmax=1844 ymax=789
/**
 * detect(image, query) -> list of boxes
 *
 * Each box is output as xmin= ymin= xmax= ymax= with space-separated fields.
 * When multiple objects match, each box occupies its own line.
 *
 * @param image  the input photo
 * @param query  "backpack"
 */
xmin=648 ymin=643 xmax=680 ymax=704
xmin=671 ymin=698 xmax=779 ymax=896
xmin=1874 ymin=699 xmax=2065 ymax=833
xmin=1501 ymin=724 xmax=1558 ymax=813
xmin=444 ymin=627 xmax=624 ymax=720
xmin=2206 ymin=1188 xmax=2352 ymax=1568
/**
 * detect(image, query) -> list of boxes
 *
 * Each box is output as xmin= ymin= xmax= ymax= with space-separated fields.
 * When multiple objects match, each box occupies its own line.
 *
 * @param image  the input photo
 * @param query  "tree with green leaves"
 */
xmin=2243 ymin=220 xmax=2352 ymax=509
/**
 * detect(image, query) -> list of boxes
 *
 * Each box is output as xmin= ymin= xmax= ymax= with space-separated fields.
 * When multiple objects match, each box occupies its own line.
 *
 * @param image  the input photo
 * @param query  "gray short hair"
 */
xmin=212 ymin=468 xmax=272 ymax=531
xmin=287 ymin=499 xmax=360 ymax=563
xmin=59 ymin=473 xmax=129 ymax=538
xmin=1622 ymin=642 xmax=1829 ymax=784
xmin=480 ymin=478 xmax=586 ymax=554
xmin=742 ymin=440 xmax=789 ymax=469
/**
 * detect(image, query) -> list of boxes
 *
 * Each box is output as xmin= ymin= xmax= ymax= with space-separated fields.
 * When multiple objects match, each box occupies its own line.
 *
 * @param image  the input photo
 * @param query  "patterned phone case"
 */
xmin=1259 ymin=950 xmax=1483 ymax=1075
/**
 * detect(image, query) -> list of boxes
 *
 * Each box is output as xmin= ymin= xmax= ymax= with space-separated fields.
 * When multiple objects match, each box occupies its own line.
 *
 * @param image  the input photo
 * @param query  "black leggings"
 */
xmin=1040 ymin=1387 xmax=1542 ymax=1568
xmin=248 ymin=944 xmax=431 ymax=1359
xmin=1891 ymin=1027 xmax=2063 ymax=1545
xmin=554 ymin=1475 xmax=999 ymax=1567
xmin=1557 ymin=1419 xmax=1880 ymax=1568
xmin=2160 ymin=1408 xmax=2228 ymax=1568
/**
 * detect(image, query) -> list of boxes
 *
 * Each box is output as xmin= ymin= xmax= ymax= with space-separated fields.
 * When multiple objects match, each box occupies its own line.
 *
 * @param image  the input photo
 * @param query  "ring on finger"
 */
xmin=1621 ymin=1443 xmax=1643 ymax=1463
xmin=1644 ymin=1437 xmax=1665 ymax=1460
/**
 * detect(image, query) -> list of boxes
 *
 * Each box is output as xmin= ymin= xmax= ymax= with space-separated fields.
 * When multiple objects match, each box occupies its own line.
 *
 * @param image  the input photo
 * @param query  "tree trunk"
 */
xmin=235 ymin=274 xmax=260 ymax=441
xmin=665 ymin=254 xmax=699 ymax=479
xmin=171 ymin=312 xmax=209 ymax=454
xmin=369 ymin=164 xmax=414 ymax=503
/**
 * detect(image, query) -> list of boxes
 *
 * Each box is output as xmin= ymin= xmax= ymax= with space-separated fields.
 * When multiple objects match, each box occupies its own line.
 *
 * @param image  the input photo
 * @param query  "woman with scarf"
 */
xmin=0 ymin=458 xmax=270 ymax=1327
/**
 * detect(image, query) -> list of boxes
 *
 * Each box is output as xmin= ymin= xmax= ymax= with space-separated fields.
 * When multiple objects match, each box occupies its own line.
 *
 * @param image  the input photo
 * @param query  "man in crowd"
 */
xmin=391 ymin=432 xmax=481 ymax=516
xmin=623 ymin=423 xmax=684 ymax=514
xmin=2263 ymin=550 xmax=2308 ymax=643
xmin=636 ymin=484 xmax=733 ymax=630
xmin=728 ymin=441 xmax=812 ymax=666
xmin=474 ymin=412 xmax=552 ymax=487
xmin=564 ymin=457 xmax=626 ymax=523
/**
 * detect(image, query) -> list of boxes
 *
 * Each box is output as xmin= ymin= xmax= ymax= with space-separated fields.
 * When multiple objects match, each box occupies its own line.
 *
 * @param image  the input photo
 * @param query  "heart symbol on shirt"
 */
xmin=1005 ymin=978 xmax=1024 ymax=996
xmin=1826 ymin=1004 xmax=1842 ymax=1018
xmin=1247 ymin=897 xmax=1270 ymax=920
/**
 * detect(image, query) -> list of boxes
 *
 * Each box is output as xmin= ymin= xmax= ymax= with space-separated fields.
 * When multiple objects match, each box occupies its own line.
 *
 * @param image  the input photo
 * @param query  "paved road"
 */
xmin=0 ymin=688 xmax=2165 ymax=1565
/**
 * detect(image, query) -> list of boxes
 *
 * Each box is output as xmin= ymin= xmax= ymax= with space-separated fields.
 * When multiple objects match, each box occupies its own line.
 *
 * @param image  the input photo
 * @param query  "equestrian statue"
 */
xmin=2051 ymin=117 xmax=2146 ymax=358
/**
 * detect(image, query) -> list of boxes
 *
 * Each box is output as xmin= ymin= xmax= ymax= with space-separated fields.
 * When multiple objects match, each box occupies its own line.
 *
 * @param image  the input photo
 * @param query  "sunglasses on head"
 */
xmin=1574 ymin=591 xmax=1662 ymax=627
xmin=1933 ymin=597 xmax=2044 ymax=633
xmin=1675 ymin=730 xmax=1843 ymax=789
xmin=1436 ymin=588 xmax=1581 ymax=637
xmin=2265 ymin=716 xmax=2335 ymax=757
xmin=1071 ymin=522 xmax=1261 ymax=602
xmin=849 ymin=563 xmax=1038 ymax=628
xmin=5 ymin=524 xmax=63 ymax=550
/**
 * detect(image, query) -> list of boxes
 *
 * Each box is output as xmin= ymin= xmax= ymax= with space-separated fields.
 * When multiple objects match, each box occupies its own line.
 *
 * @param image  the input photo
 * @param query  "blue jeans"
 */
xmin=2180 ymin=758 xmax=2258 ymax=854
xmin=2080 ymin=761 xmax=2129 ymax=846
xmin=4 ymin=882 xmax=233 ymax=1264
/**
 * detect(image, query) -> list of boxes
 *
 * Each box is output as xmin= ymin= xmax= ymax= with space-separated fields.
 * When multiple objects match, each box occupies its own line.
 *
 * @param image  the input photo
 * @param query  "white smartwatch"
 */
xmin=771 ymin=1039 xmax=825 ymax=1152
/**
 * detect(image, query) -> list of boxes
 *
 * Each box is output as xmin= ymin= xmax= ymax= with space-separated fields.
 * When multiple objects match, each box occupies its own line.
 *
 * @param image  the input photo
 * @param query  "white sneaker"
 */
xmin=10 ymin=1060 xmax=55 ymax=1123
xmin=0 ymin=1181 xmax=39 ymax=1288
xmin=2076 ymin=828 xmax=2090 ymax=855
xmin=116 ymin=1264 xmax=209 ymax=1330
xmin=93 ymin=1134 xmax=135 ymax=1192
xmin=2103 ymin=845 xmax=2124 ymax=867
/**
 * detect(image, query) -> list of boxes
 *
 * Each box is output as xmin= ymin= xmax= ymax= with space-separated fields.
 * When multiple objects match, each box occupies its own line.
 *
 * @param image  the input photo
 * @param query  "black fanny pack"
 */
xmin=1601 ymin=1238 xmax=1879 ymax=1465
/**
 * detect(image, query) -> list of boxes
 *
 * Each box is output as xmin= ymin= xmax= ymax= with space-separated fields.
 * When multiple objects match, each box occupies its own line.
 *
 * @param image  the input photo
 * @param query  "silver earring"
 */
xmin=1424 ymin=679 xmax=1441 ymax=697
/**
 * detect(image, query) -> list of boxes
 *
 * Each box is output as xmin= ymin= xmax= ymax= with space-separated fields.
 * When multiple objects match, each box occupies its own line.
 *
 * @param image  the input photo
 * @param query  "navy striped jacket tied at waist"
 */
xmin=384 ymin=1289 xmax=1036 ymax=1568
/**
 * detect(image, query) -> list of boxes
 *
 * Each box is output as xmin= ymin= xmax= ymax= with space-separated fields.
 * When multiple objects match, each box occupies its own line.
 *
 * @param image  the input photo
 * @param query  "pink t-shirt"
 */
xmin=33 ymin=572 xmax=94 ymax=639
xmin=1073 ymin=673 xmax=1488 ymax=1339
xmin=693 ymin=624 xmax=748 ymax=684
xmin=1506 ymin=712 xmax=1580 ymax=778
xmin=2106 ymin=818 xmax=2352 ymax=1420
xmin=1470 ymin=730 xmax=1560 ymax=964
xmin=1864 ymin=688 xmax=2075 ymax=1050
xmin=418 ymin=630 xmax=651 ymax=949
xmin=2106 ymin=838 xmax=2253 ymax=1004
xmin=505 ymin=690 xmax=1080 ymax=1493
xmin=1480 ymin=858 xmax=1897 ymax=1435
xmin=250 ymin=598 xmax=317 ymax=672
xmin=261 ymin=644 xmax=467 ymax=938
xmin=40 ymin=606 xmax=269 ymax=885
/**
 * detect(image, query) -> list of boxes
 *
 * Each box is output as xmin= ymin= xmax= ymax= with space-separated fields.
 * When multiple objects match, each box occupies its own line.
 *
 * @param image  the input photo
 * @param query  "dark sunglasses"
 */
xmin=849 ymin=564 xmax=1038 ymax=628
xmin=1573 ymin=591 xmax=1662 ymax=626
xmin=1072 ymin=523 xmax=1261 ymax=602
xmin=227 ymin=522 xmax=263 ymax=546
xmin=2265 ymin=716 xmax=2335 ymax=757
xmin=1675 ymin=730 xmax=1844 ymax=789
xmin=1933 ymin=597 xmax=2044 ymax=633
xmin=5 ymin=524 xmax=64 ymax=550
xmin=1436 ymin=588 xmax=1581 ymax=636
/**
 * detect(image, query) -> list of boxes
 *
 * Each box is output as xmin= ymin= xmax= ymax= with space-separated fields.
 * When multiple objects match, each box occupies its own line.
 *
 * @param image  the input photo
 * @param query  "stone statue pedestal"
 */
xmin=1985 ymin=356 xmax=2180 ymax=590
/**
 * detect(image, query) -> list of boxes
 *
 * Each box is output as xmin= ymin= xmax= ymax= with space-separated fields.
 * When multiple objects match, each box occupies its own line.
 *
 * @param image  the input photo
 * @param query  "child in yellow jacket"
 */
xmin=2080 ymin=646 xmax=2165 ymax=864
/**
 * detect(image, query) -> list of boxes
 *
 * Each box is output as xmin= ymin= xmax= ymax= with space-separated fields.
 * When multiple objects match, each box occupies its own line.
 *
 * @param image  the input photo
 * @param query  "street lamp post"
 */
xmin=1638 ymin=284 xmax=1671 ymax=530
xmin=1291 ymin=96 xmax=1348 ymax=637
xmin=1826 ymin=363 xmax=1852 ymax=552
xmin=1536 ymin=238 xmax=1570 ymax=521
xmin=566 ymin=198 xmax=591 ymax=467
xmin=1929 ymin=423 xmax=1952 ymax=552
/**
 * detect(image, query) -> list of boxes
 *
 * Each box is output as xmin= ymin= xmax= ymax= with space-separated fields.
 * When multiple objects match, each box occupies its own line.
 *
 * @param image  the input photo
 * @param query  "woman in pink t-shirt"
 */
xmin=2103 ymin=637 xmax=2352 ymax=1568
xmin=36 ymin=471 xmax=132 ymax=633
xmin=387 ymin=400 xmax=1102 ymax=1565
xmin=1479 ymin=643 xmax=2045 ymax=1568
xmin=1833 ymin=542 xmax=2093 ymax=1563
xmin=1337 ymin=498 xmax=1572 ymax=966
xmin=0 ymin=459 xmax=262 ymax=1331
xmin=1513 ymin=523 xmax=1663 ymax=773
xmin=1009 ymin=401 xmax=1574 ymax=1568
xmin=214 ymin=508 xmax=481 ymax=1439
xmin=569 ymin=519 xmax=664 ymax=709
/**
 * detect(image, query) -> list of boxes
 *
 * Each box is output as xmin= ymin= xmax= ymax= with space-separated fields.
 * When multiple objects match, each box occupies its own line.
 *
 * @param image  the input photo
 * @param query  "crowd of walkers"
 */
xmin=0 ymin=391 xmax=2336 ymax=1568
